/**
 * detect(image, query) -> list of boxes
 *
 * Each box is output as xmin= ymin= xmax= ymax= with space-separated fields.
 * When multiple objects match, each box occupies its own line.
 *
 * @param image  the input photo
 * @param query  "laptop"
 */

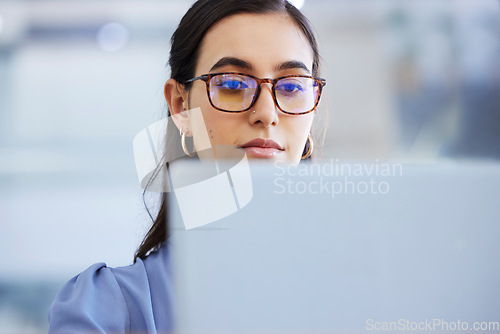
xmin=167 ymin=160 xmax=500 ymax=333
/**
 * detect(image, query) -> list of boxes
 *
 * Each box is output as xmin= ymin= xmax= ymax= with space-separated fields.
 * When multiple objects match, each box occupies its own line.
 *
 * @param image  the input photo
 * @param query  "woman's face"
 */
xmin=170 ymin=13 xmax=316 ymax=164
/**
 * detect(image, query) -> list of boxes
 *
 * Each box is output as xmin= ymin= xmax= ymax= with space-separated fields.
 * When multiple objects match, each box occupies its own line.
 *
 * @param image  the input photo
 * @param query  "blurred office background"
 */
xmin=0 ymin=0 xmax=499 ymax=332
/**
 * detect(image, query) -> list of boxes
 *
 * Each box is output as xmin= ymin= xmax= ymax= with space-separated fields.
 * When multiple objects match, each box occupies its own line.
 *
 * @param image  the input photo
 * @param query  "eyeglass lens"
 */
xmin=208 ymin=74 xmax=320 ymax=113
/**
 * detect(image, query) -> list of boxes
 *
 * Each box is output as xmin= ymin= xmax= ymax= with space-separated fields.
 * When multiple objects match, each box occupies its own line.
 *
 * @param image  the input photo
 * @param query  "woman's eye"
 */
xmin=219 ymin=80 xmax=248 ymax=90
xmin=277 ymin=82 xmax=303 ymax=93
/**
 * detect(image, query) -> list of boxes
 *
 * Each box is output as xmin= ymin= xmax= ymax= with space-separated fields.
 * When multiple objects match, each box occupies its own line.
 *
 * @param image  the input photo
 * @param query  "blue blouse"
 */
xmin=48 ymin=243 xmax=172 ymax=333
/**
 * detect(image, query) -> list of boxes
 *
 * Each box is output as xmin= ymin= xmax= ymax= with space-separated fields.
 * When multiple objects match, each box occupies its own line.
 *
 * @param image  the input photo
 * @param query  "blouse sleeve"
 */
xmin=48 ymin=263 xmax=130 ymax=334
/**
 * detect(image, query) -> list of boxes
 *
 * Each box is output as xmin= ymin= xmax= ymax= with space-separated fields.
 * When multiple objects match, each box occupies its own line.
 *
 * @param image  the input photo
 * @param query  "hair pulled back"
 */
xmin=135 ymin=0 xmax=321 ymax=261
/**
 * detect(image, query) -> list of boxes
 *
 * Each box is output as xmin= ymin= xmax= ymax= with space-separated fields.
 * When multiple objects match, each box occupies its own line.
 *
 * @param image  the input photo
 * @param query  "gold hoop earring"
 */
xmin=301 ymin=134 xmax=313 ymax=160
xmin=180 ymin=128 xmax=195 ymax=157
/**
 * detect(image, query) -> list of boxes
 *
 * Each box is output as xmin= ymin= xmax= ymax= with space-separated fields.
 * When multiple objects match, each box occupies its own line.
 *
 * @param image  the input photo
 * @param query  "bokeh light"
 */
xmin=289 ymin=0 xmax=305 ymax=10
xmin=96 ymin=22 xmax=129 ymax=52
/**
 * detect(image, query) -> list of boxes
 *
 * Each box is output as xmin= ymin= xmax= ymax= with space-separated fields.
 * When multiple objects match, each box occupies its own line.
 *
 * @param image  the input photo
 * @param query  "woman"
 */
xmin=48 ymin=0 xmax=326 ymax=332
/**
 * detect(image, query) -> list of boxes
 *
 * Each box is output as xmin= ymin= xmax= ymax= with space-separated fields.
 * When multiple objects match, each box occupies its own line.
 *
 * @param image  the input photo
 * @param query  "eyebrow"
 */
xmin=275 ymin=60 xmax=311 ymax=74
xmin=209 ymin=57 xmax=311 ymax=74
xmin=209 ymin=57 xmax=253 ymax=72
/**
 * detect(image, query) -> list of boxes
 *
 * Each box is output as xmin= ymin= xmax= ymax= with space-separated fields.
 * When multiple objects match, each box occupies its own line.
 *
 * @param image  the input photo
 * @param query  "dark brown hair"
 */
xmin=134 ymin=0 xmax=321 ymax=262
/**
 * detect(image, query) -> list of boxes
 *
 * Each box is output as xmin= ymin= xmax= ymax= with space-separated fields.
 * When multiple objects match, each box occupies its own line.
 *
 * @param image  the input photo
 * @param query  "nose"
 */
xmin=248 ymin=83 xmax=279 ymax=127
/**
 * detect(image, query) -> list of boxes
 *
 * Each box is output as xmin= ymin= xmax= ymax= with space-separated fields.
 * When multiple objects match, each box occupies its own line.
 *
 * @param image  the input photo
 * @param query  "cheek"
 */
xmin=285 ymin=115 xmax=314 ymax=160
xmin=202 ymin=112 xmax=243 ymax=146
xmin=189 ymin=91 xmax=238 ymax=146
xmin=202 ymin=112 xmax=223 ymax=143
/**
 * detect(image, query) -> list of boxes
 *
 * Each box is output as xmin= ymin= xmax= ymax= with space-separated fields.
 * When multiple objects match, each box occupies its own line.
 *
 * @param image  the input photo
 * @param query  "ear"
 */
xmin=164 ymin=78 xmax=191 ymax=136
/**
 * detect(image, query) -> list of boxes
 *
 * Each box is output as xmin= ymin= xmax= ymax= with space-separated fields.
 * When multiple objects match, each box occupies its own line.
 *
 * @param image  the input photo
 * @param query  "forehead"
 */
xmin=196 ymin=13 xmax=314 ymax=75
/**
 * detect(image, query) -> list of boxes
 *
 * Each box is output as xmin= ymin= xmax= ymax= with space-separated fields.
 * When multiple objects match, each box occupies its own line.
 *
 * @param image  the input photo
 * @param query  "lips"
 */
xmin=239 ymin=138 xmax=284 ymax=159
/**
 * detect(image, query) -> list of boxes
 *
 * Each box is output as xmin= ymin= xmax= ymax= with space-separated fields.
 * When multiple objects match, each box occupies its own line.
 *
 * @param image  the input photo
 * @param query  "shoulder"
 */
xmin=48 ymin=262 xmax=130 ymax=333
xmin=48 ymin=245 xmax=172 ymax=333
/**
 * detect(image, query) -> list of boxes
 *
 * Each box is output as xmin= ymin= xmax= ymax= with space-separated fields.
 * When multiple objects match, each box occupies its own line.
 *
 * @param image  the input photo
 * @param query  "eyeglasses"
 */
xmin=184 ymin=72 xmax=326 ymax=115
